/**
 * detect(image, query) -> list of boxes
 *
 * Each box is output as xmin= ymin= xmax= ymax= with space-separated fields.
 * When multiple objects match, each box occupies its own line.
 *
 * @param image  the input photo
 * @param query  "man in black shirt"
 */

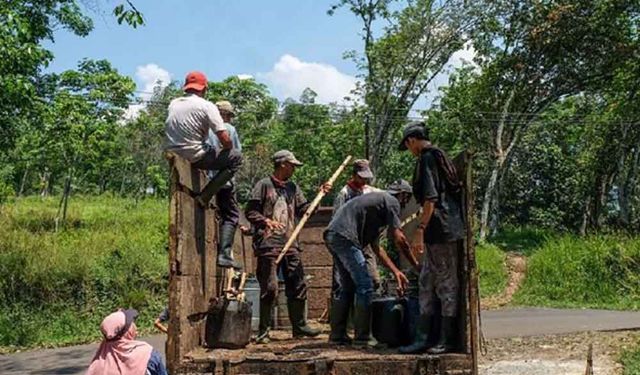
xmin=245 ymin=150 xmax=331 ymax=344
xmin=397 ymin=122 xmax=465 ymax=355
xmin=324 ymin=181 xmax=419 ymax=347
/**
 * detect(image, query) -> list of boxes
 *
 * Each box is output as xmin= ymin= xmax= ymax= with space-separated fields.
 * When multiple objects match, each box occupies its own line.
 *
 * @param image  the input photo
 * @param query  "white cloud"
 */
xmin=136 ymin=63 xmax=171 ymax=99
xmin=237 ymin=74 xmax=254 ymax=80
xmin=124 ymin=63 xmax=172 ymax=121
xmin=259 ymin=54 xmax=358 ymax=104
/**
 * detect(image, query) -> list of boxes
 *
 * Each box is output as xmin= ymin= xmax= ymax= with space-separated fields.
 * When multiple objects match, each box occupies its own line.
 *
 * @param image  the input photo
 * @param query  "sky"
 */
xmin=46 ymin=0 xmax=474 ymax=108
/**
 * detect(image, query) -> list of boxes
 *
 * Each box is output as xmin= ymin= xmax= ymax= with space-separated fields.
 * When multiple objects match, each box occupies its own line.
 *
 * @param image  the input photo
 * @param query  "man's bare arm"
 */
xmin=371 ymin=240 xmax=409 ymax=294
xmin=216 ymin=130 xmax=233 ymax=149
xmin=412 ymin=200 xmax=435 ymax=255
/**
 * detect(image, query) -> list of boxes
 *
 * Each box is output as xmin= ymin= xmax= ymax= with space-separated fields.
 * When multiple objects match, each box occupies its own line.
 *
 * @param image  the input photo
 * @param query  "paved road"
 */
xmin=2 ymin=308 xmax=640 ymax=375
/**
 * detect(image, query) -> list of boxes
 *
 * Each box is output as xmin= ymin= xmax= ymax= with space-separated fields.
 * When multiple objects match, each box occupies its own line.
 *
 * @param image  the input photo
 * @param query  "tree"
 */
xmin=436 ymin=0 xmax=640 ymax=240
xmin=330 ymin=0 xmax=486 ymax=172
xmin=0 ymin=0 xmax=93 ymax=163
xmin=38 ymin=59 xmax=135 ymax=225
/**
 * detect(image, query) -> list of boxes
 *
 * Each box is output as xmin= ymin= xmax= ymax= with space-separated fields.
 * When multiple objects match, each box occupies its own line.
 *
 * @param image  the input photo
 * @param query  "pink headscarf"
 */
xmin=86 ymin=309 xmax=153 ymax=375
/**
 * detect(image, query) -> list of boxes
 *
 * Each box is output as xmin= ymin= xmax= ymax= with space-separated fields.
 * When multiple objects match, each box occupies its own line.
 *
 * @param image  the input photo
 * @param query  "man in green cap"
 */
xmin=245 ymin=150 xmax=331 ymax=344
xmin=397 ymin=121 xmax=465 ymax=355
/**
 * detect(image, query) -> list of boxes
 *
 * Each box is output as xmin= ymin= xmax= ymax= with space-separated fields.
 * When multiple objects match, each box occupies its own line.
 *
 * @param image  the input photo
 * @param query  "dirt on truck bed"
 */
xmin=180 ymin=329 xmax=472 ymax=375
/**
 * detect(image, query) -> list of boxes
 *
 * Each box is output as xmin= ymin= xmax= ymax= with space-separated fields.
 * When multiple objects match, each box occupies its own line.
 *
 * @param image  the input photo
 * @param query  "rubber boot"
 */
xmin=288 ymin=299 xmax=321 ymax=338
xmin=328 ymin=298 xmax=352 ymax=345
xmin=256 ymin=299 xmax=273 ymax=344
xmin=352 ymin=299 xmax=378 ymax=348
xmin=196 ymin=169 xmax=234 ymax=207
xmin=428 ymin=316 xmax=456 ymax=354
xmin=217 ymin=223 xmax=242 ymax=269
xmin=398 ymin=315 xmax=432 ymax=354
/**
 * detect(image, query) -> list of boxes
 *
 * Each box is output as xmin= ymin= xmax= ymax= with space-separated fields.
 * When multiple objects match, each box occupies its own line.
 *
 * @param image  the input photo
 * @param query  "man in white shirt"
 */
xmin=165 ymin=71 xmax=243 ymax=268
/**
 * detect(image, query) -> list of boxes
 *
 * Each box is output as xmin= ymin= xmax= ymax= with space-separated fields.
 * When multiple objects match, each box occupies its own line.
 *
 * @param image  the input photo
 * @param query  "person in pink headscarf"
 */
xmin=86 ymin=309 xmax=167 ymax=375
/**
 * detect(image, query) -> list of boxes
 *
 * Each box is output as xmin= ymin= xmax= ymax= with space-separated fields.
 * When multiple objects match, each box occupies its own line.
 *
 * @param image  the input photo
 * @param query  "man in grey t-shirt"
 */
xmin=324 ymin=182 xmax=419 ymax=347
xmin=332 ymin=159 xmax=382 ymax=295
xmin=164 ymin=71 xmax=243 ymax=268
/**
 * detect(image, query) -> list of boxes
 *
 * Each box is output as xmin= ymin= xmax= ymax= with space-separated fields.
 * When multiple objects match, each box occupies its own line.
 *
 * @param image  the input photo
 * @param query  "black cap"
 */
xmin=398 ymin=121 xmax=428 ymax=151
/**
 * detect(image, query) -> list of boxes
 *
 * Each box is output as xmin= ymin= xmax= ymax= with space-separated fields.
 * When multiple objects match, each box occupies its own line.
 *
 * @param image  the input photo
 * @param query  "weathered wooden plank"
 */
xmin=167 ymin=156 xmax=219 ymax=375
xmin=299 ymin=244 xmax=333 ymax=267
xmin=178 ymin=342 xmax=473 ymax=375
xmin=306 ymin=266 xmax=333 ymax=288
xmin=299 ymin=226 xmax=327 ymax=244
xmin=307 ymin=287 xmax=331 ymax=311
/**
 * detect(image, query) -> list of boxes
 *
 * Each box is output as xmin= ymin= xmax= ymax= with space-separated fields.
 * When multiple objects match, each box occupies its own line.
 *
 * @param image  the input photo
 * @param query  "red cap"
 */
xmin=183 ymin=71 xmax=207 ymax=91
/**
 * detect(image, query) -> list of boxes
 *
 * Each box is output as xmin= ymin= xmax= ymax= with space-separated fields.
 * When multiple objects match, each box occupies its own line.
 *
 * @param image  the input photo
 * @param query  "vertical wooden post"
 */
xmin=466 ymin=151 xmax=480 ymax=375
xmin=166 ymin=155 xmax=218 ymax=374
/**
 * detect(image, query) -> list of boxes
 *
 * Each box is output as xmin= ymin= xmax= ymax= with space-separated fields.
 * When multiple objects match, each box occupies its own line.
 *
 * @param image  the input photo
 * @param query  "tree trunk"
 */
xmin=40 ymin=170 xmax=50 ymax=197
xmin=480 ymin=161 xmax=501 ymax=241
xmin=579 ymin=199 xmax=590 ymax=236
xmin=623 ymin=146 xmax=640 ymax=228
xmin=591 ymin=174 xmax=610 ymax=230
xmin=18 ymin=164 xmax=29 ymax=197
xmin=55 ymin=172 xmax=72 ymax=231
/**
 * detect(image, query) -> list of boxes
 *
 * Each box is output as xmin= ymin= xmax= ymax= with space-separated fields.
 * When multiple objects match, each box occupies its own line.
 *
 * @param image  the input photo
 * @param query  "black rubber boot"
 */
xmin=398 ymin=315 xmax=432 ymax=354
xmin=288 ymin=299 xmax=321 ymax=338
xmin=196 ymin=169 xmax=234 ymax=207
xmin=328 ymin=298 xmax=352 ymax=345
xmin=352 ymin=300 xmax=378 ymax=348
xmin=217 ymin=223 xmax=242 ymax=269
xmin=256 ymin=299 xmax=273 ymax=344
xmin=428 ymin=316 xmax=456 ymax=354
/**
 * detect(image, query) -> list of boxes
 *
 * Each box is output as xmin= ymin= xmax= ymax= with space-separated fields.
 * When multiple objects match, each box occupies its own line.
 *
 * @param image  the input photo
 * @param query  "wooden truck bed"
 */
xmin=179 ymin=330 xmax=472 ymax=375
xmin=166 ymin=152 xmax=479 ymax=375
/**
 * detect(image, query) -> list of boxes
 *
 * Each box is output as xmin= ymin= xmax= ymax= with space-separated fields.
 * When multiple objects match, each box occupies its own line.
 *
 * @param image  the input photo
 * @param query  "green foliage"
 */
xmin=0 ymin=196 xmax=167 ymax=350
xmin=490 ymin=226 xmax=556 ymax=256
xmin=622 ymin=344 xmax=640 ymax=375
xmin=476 ymin=243 xmax=508 ymax=298
xmin=0 ymin=0 xmax=93 ymax=157
xmin=113 ymin=1 xmax=144 ymax=28
xmin=0 ymin=165 xmax=16 ymax=203
xmin=514 ymin=235 xmax=640 ymax=309
xmin=331 ymin=0 xmax=486 ymax=171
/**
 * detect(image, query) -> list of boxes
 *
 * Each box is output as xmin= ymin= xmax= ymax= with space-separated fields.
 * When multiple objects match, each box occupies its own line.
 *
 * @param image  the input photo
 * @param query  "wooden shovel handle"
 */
xmin=275 ymin=155 xmax=353 ymax=265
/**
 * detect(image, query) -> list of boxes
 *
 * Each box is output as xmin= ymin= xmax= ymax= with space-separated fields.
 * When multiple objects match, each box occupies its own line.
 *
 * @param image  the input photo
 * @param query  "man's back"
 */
xmin=165 ymin=94 xmax=224 ymax=161
xmin=327 ymin=191 xmax=401 ymax=248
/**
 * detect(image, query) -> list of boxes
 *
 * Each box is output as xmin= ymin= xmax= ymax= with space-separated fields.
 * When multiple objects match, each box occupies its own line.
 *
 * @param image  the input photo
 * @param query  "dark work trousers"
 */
xmin=256 ymin=251 xmax=308 ymax=308
xmin=215 ymin=183 xmax=240 ymax=227
xmin=419 ymin=241 xmax=459 ymax=317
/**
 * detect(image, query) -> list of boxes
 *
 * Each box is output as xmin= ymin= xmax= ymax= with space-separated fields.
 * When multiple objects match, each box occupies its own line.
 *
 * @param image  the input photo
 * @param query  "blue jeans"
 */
xmin=324 ymin=231 xmax=374 ymax=307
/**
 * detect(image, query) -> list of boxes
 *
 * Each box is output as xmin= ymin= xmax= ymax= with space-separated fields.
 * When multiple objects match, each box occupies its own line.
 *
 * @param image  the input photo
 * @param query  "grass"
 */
xmin=1 ymin=195 xmax=638 ymax=351
xmin=489 ymin=226 xmax=556 ymax=256
xmin=0 ymin=195 xmax=168 ymax=352
xmin=513 ymin=234 xmax=640 ymax=310
xmin=621 ymin=344 xmax=640 ymax=375
xmin=476 ymin=242 xmax=508 ymax=298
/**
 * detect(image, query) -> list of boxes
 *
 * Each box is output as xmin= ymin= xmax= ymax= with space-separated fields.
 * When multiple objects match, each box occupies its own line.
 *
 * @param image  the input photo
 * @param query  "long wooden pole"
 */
xmin=275 ymin=155 xmax=353 ymax=265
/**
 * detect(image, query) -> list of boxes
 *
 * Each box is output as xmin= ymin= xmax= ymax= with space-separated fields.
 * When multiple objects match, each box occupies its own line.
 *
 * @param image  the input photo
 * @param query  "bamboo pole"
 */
xmin=275 ymin=155 xmax=353 ymax=265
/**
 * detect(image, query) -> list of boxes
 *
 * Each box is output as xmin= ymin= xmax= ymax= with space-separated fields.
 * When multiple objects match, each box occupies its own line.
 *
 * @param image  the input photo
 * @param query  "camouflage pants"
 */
xmin=419 ymin=241 xmax=459 ymax=317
